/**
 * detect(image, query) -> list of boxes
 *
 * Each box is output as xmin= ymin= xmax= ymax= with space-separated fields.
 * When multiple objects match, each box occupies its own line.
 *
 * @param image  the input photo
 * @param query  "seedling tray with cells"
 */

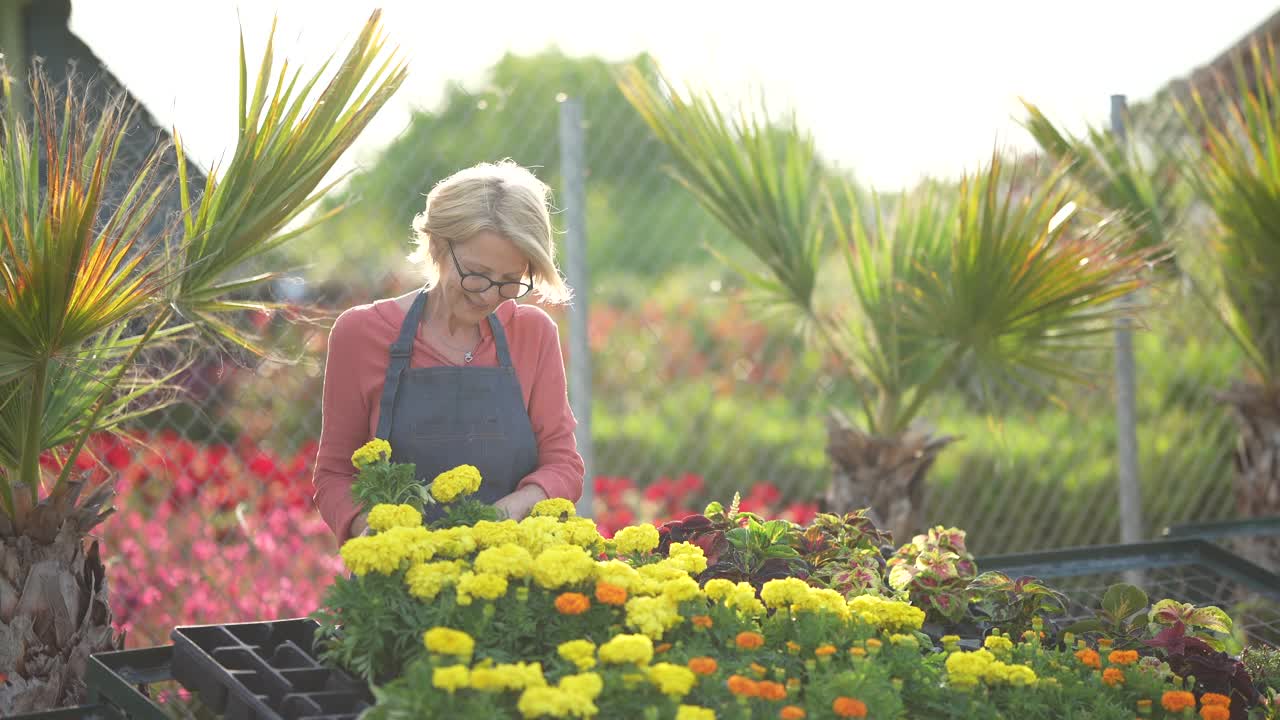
xmin=170 ymin=618 xmax=372 ymax=720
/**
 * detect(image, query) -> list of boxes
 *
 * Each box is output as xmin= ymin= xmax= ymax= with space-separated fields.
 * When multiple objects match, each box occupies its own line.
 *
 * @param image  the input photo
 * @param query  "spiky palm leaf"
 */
xmin=0 ymin=11 xmax=406 ymax=523
xmin=1178 ymin=40 xmax=1280 ymax=386
xmin=617 ymin=66 xmax=1154 ymax=437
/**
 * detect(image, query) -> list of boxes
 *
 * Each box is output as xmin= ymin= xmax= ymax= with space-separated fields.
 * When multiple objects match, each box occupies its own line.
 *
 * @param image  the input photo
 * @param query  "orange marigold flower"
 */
xmin=655 ymin=642 xmax=672 ymax=654
xmin=595 ymin=582 xmax=628 ymax=606
xmin=736 ymin=631 xmax=765 ymax=650
xmin=554 ymin=592 xmax=591 ymax=615
xmin=1108 ymin=649 xmax=1140 ymax=666
xmin=786 ymin=678 xmax=801 ymax=690
xmin=832 ymin=696 xmax=869 ymax=718
xmin=727 ymin=674 xmax=760 ymax=697
xmin=779 ymin=707 xmax=806 ymax=720
xmin=1102 ymin=668 xmax=1125 ymax=687
xmin=850 ymin=647 xmax=868 ymax=658
xmin=691 ymin=614 xmax=713 ymax=629
xmin=758 ymin=681 xmax=787 ymax=701
xmin=865 ymin=638 xmax=883 ymax=650
xmin=786 ymin=640 xmax=802 ymax=653
xmin=815 ymin=644 xmax=837 ymax=657
xmin=1098 ymin=638 xmax=1114 ymax=650
xmin=688 ymin=657 xmax=718 ymax=675
xmin=1136 ymin=699 xmax=1152 ymax=710
xmin=1074 ymin=648 xmax=1101 ymax=669
xmin=1162 ymin=691 xmax=1197 ymax=712
xmin=1201 ymin=693 xmax=1231 ymax=708
xmin=749 ymin=662 xmax=768 ymax=678
xmin=1200 ymin=707 xmax=1230 ymax=720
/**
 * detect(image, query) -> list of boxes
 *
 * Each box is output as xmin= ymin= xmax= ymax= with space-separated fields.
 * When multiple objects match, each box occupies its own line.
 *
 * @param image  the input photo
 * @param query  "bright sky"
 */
xmin=70 ymin=0 xmax=1279 ymax=192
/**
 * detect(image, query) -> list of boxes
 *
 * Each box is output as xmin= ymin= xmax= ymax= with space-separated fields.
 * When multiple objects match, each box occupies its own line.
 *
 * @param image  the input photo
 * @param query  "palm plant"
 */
xmin=617 ymin=67 xmax=1156 ymax=542
xmin=0 ymin=12 xmax=406 ymax=712
xmin=1173 ymin=40 xmax=1280 ymax=570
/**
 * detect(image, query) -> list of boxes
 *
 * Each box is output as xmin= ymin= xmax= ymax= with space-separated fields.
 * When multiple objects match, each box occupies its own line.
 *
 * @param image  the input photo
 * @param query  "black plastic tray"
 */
xmin=170 ymin=618 xmax=372 ymax=720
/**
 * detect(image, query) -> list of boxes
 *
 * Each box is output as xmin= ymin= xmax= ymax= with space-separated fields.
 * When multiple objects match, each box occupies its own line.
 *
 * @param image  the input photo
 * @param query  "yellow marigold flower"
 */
xmin=456 ymin=571 xmax=508 ymax=605
xmin=474 ymin=543 xmax=534 ymax=579
xmin=558 ymin=672 xmax=603 ymax=700
xmin=471 ymin=520 xmax=524 ymax=549
xmin=430 ymin=464 xmax=482 ymax=503
xmin=595 ymin=581 xmax=628 ymax=606
xmin=648 ymin=662 xmax=697 ymax=698
xmin=736 ymin=631 xmax=765 ymax=650
xmin=433 ymin=526 xmax=477 ymax=559
xmin=1102 ymin=667 xmax=1125 ymax=686
xmin=405 ymin=560 xmax=465 ymax=600
xmin=675 ymin=706 xmax=716 ymax=720
xmin=625 ymin=595 xmax=683 ymax=639
xmin=471 ymin=662 xmax=547 ymax=692
xmin=667 ymin=542 xmax=708 ymax=575
xmin=1161 ymin=690 xmax=1196 ymax=712
xmin=366 ymin=503 xmax=422 ymax=532
xmin=703 ymin=578 xmax=735 ymax=601
xmin=847 ymin=595 xmax=926 ymax=633
xmin=761 ymin=577 xmax=811 ymax=610
xmin=726 ymin=582 xmax=766 ymax=617
xmin=339 ymin=534 xmax=410 ymax=576
xmin=558 ymin=639 xmax=598 ymax=671
xmin=599 ymin=634 xmax=654 ymax=666
xmin=533 ymin=545 xmax=596 ymax=589
xmin=983 ymin=635 xmax=1014 ymax=653
xmin=662 ymin=575 xmax=702 ymax=604
xmin=639 ymin=562 xmax=688 ymax=584
xmin=557 ymin=517 xmax=603 ymax=548
xmin=946 ymin=649 xmax=996 ymax=690
xmin=595 ymin=559 xmax=640 ymax=591
xmin=889 ymin=634 xmax=919 ymax=649
xmin=424 ymin=627 xmax=474 ymax=658
xmin=517 ymin=686 xmax=597 ymax=719
xmin=350 ymin=439 xmax=391 ymax=469
xmin=1108 ymin=649 xmax=1140 ymax=666
xmin=1201 ymin=693 xmax=1231 ymax=708
xmin=432 ymin=664 xmax=470 ymax=693
xmin=531 ymin=497 xmax=577 ymax=518
xmin=555 ymin=592 xmax=591 ymax=615
xmin=613 ymin=523 xmax=660 ymax=554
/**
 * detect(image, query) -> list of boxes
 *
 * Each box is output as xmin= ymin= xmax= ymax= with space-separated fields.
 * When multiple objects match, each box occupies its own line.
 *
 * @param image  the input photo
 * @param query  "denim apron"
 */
xmin=374 ymin=287 xmax=539 ymax=523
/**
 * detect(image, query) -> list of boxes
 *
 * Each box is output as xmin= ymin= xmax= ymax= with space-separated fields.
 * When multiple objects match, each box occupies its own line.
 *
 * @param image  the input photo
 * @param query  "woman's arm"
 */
xmin=311 ymin=308 xmax=373 ymax=544
xmin=515 ymin=308 xmax=586 ymax=504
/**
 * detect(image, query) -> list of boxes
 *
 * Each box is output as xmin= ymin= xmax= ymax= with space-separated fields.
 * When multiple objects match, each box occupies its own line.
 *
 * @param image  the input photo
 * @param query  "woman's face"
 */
xmin=438 ymin=230 xmax=530 ymax=323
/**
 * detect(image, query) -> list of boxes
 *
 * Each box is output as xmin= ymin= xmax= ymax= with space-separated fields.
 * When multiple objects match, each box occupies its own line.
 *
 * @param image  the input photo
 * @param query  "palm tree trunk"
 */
xmin=821 ymin=410 xmax=955 ymax=545
xmin=1220 ymin=381 xmax=1280 ymax=573
xmin=0 ymin=482 xmax=122 ymax=714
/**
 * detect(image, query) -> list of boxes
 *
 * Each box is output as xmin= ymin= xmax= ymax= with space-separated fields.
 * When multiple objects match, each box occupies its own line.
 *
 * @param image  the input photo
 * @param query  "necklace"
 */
xmin=421 ymin=314 xmax=481 ymax=363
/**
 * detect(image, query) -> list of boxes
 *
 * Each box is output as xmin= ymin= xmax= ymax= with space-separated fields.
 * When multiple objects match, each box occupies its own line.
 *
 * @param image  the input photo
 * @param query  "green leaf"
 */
xmin=1101 ymin=583 xmax=1149 ymax=623
xmin=1063 ymin=619 xmax=1107 ymax=635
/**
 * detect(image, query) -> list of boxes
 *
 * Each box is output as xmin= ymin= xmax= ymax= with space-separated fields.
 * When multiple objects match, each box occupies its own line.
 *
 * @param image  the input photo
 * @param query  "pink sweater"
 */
xmin=311 ymin=296 xmax=585 ymax=543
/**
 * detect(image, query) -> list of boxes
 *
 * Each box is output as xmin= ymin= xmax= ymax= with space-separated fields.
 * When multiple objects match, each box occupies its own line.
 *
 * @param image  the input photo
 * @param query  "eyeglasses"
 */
xmin=447 ymin=240 xmax=534 ymax=299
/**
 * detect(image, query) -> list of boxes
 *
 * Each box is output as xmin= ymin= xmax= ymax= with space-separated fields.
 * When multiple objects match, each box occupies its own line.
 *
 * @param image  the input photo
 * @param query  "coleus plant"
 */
xmin=886 ymin=526 xmax=980 ymax=624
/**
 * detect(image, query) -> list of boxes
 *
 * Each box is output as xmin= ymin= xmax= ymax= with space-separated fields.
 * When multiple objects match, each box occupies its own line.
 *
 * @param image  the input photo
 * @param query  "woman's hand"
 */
xmin=493 ymin=484 xmax=548 ymax=521
xmin=350 ymin=511 xmax=371 ymax=538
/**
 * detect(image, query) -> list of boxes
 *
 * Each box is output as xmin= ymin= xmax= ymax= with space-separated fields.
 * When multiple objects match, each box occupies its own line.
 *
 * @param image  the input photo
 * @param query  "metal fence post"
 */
xmin=558 ymin=96 xmax=594 ymax=518
xmin=1112 ymin=94 xmax=1145 ymax=575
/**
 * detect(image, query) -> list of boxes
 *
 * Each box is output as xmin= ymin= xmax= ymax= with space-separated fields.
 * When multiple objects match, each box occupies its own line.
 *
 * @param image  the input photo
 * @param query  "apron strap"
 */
xmin=375 ymin=287 xmax=430 ymax=440
xmin=488 ymin=313 xmax=513 ymax=368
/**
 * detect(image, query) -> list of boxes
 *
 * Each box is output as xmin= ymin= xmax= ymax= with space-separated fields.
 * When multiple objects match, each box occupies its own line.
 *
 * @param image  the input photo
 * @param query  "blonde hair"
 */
xmin=409 ymin=160 xmax=572 ymax=305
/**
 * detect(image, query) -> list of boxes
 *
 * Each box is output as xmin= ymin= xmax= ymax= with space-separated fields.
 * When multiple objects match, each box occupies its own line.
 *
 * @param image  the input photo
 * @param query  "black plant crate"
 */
xmin=170 ymin=618 xmax=371 ymax=720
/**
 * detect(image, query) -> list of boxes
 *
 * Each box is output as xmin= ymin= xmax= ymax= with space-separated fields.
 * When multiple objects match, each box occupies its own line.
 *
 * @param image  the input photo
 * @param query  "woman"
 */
xmin=311 ymin=160 xmax=584 ymax=543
